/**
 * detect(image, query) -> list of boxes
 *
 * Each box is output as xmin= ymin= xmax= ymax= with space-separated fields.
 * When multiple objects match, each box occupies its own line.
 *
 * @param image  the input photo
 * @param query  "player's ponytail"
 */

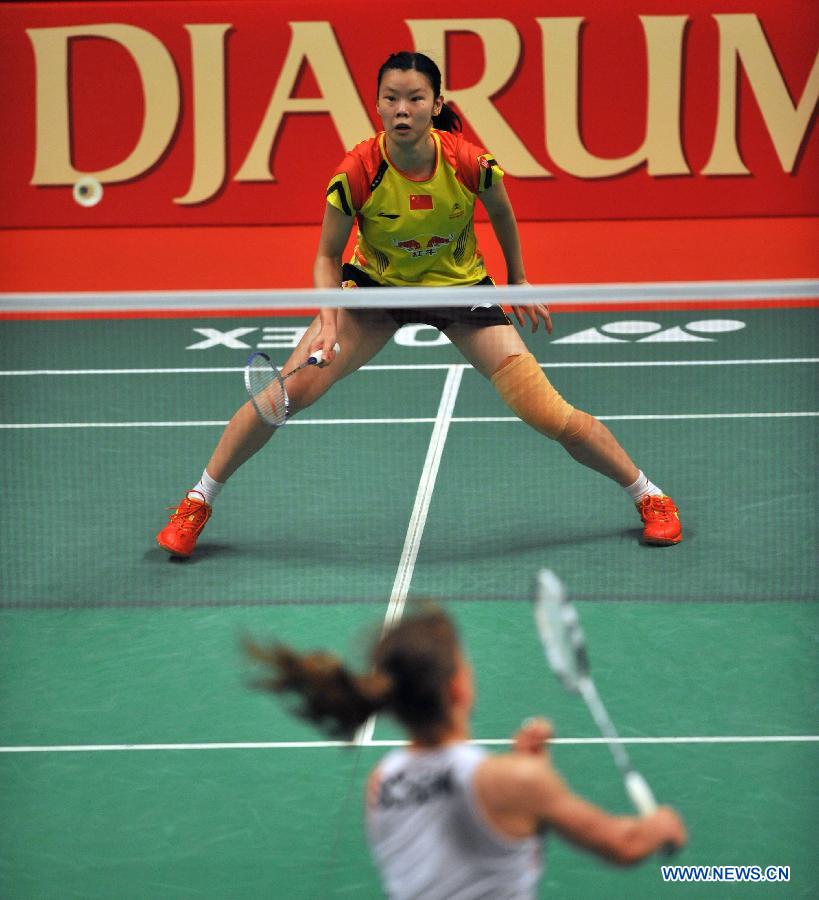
xmin=377 ymin=51 xmax=463 ymax=134
xmin=432 ymin=102 xmax=463 ymax=134
xmin=247 ymin=607 xmax=460 ymax=743
xmin=246 ymin=642 xmax=393 ymax=737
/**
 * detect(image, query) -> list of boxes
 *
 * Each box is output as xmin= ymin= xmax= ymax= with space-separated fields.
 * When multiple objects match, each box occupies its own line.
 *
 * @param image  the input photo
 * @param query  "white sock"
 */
xmin=188 ymin=469 xmax=223 ymax=505
xmin=624 ymin=470 xmax=663 ymax=504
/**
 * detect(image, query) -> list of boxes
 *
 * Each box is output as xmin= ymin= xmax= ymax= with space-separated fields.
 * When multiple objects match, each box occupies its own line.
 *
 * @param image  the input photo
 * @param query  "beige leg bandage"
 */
xmin=560 ymin=408 xmax=595 ymax=443
xmin=491 ymin=353 xmax=575 ymax=440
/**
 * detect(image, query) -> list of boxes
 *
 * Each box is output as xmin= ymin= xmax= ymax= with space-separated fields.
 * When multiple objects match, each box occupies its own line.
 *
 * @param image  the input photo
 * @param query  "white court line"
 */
xmin=458 ymin=412 xmax=819 ymax=424
xmin=1 ymin=357 xmax=818 ymax=376
xmin=2 ymin=412 xmax=816 ymax=430
xmin=355 ymin=365 xmax=464 ymax=748
xmin=0 ymin=419 xmax=434 ymax=429
xmin=1 ymin=735 xmax=816 ymax=753
xmin=384 ymin=365 xmax=464 ymax=626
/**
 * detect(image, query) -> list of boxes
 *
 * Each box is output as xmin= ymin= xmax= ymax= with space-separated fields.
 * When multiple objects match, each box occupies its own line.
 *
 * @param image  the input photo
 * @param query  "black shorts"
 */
xmin=341 ymin=264 xmax=511 ymax=332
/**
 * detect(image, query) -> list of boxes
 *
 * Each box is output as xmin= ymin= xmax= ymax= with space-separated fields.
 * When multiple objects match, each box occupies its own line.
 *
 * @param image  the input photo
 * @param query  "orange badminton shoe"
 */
xmin=638 ymin=494 xmax=682 ymax=546
xmin=156 ymin=492 xmax=212 ymax=557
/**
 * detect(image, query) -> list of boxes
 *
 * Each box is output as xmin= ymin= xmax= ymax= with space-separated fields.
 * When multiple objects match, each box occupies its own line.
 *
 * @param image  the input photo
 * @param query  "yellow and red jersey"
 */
xmin=325 ymin=130 xmax=504 ymax=287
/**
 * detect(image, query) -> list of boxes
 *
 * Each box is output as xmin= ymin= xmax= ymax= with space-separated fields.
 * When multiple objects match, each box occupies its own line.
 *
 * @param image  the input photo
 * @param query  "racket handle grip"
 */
xmin=625 ymin=770 xmax=658 ymax=816
xmin=626 ymin=771 xmax=677 ymax=857
xmin=307 ymin=342 xmax=341 ymax=365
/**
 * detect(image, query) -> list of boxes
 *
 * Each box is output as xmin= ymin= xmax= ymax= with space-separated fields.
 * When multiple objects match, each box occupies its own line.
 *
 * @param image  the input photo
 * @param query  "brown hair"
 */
xmin=246 ymin=607 xmax=460 ymax=743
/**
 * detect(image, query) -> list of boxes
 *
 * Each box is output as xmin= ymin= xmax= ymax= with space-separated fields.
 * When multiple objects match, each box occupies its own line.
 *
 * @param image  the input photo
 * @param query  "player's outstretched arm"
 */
xmin=312 ymin=204 xmax=354 ymax=362
xmin=474 ymin=751 xmax=686 ymax=863
xmin=478 ymin=181 xmax=552 ymax=334
xmin=535 ymin=774 xmax=687 ymax=864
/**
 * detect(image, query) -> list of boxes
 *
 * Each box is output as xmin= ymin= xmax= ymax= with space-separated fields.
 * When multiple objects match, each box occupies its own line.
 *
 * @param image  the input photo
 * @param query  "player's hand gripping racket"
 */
xmin=534 ymin=570 xmax=661 ymax=819
xmin=244 ymin=344 xmax=340 ymax=427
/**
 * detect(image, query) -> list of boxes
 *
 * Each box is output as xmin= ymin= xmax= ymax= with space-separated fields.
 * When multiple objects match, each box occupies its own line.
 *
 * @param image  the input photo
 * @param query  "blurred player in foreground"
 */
xmin=157 ymin=51 xmax=682 ymax=558
xmin=247 ymin=607 xmax=686 ymax=899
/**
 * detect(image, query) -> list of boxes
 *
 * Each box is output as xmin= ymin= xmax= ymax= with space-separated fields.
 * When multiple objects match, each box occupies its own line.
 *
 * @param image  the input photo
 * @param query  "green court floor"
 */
xmin=1 ymin=306 xmax=817 ymax=898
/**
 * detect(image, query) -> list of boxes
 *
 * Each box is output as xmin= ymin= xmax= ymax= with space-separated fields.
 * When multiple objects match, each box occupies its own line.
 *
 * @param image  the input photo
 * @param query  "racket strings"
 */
xmin=246 ymin=355 xmax=288 ymax=427
xmin=256 ymin=381 xmax=288 ymax=424
xmin=540 ymin=597 xmax=586 ymax=692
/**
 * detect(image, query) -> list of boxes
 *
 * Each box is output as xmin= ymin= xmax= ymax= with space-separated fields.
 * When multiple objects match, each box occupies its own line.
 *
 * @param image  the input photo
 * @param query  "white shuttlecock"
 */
xmin=73 ymin=177 xmax=103 ymax=208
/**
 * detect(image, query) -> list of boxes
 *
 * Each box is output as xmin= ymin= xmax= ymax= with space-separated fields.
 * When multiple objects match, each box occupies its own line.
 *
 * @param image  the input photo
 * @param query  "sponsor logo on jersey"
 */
xmin=393 ymin=233 xmax=454 ymax=257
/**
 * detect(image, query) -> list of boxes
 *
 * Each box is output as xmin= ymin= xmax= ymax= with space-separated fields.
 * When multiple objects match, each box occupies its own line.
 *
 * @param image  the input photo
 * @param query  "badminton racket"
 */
xmin=534 ymin=569 xmax=659 ymax=817
xmin=244 ymin=343 xmax=340 ymax=427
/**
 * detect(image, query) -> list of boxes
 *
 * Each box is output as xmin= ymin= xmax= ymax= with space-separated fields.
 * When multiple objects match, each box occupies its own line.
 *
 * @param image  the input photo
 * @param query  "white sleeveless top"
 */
xmin=366 ymin=743 xmax=544 ymax=900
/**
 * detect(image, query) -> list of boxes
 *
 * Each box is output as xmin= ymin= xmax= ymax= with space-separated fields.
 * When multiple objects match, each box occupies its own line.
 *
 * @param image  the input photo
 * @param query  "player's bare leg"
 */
xmin=448 ymin=323 xmax=681 ymax=544
xmin=157 ymin=308 xmax=396 ymax=556
xmin=449 ymin=324 xmax=636 ymax=484
xmin=552 ymin=410 xmax=638 ymax=485
xmin=206 ymin=308 xmax=396 ymax=481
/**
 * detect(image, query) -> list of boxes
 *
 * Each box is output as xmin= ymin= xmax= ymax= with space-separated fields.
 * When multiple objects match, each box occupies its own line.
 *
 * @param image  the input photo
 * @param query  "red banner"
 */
xmin=1 ymin=0 xmax=817 ymax=228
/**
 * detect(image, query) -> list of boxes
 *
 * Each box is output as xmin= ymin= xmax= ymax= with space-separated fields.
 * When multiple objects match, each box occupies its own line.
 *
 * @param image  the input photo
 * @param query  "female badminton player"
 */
xmin=157 ymin=51 xmax=682 ymax=557
xmin=246 ymin=606 xmax=687 ymax=899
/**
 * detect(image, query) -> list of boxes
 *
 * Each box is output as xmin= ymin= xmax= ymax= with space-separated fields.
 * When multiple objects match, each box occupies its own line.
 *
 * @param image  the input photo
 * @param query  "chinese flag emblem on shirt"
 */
xmin=409 ymin=194 xmax=434 ymax=210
